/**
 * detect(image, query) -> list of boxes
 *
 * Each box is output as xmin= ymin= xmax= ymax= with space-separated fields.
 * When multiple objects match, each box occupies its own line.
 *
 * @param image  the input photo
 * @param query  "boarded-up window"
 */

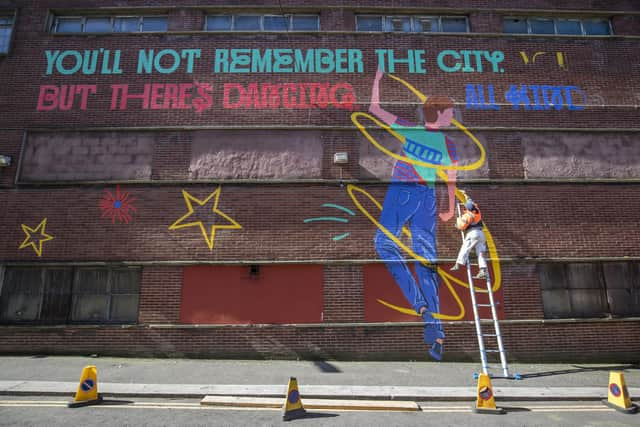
xmin=538 ymin=262 xmax=640 ymax=318
xmin=181 ymin=265 xmax=323 ymax=324
xmin=0 ymin=266 xmax=140 ymax=324
xmin=20 ymin=131 xmax=155 ymax=182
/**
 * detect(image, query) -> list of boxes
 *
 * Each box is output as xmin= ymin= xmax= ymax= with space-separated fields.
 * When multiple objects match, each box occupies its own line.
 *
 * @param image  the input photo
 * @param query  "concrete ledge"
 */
xmin=1 ymin=381 xmax=639 ymax=401
xmin=201 ymin=395 xmax=420 ymax=411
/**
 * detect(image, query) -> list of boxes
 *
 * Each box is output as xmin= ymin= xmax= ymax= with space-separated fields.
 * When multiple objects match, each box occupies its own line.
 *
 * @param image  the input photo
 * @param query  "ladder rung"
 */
xmin=481 ymin=334 xmax=497 ymax=337
xmin=485 ymin=350 xmax=502 ymax=353
xmin=477 ymin=303 xmax=500 ymax=307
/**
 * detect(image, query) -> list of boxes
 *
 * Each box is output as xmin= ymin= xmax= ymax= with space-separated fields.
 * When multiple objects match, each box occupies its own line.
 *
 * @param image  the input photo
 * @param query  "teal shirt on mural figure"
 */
xmin=389 ymin=123 xmax=453 ymax=186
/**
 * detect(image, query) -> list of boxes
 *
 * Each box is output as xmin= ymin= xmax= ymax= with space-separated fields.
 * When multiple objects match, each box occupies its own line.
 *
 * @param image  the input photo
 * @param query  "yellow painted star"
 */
xmin=19 ymin=218 xmax=54 ymax=257
xmin=169 ymin=187 xmax=242 ymax=250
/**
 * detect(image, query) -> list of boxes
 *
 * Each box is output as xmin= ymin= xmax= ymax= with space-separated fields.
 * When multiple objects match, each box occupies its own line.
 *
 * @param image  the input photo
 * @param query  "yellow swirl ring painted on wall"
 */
xmin=348 ymin=73 xmax=502 ymax=319
xmin=352 ymin=111 xmax=486 ymax=173
xmin=347 ymin=184 xmax=502 ymax=320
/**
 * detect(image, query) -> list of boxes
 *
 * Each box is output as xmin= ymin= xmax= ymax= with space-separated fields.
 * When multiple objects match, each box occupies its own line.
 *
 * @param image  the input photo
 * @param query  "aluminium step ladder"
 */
xmin=455 ymin=202 xmax=519 ymax=380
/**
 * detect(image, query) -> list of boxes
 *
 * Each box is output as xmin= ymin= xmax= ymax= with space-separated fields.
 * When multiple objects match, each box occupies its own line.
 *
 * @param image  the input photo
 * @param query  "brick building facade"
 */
xmin=1 ymin=0 xmax=639 ymax=362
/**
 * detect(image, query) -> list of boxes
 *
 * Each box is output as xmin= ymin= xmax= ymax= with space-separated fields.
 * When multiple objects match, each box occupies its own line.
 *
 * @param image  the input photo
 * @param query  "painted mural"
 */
xmin=100 ymin=184 xmax=137 ymax=224
xmin=18 ymin=218 xmax=54 ymax=257
xmin=15 ymin=44 xmax=591 ymax=360
xmin=168 ymin=187 xmax=242 ymax=250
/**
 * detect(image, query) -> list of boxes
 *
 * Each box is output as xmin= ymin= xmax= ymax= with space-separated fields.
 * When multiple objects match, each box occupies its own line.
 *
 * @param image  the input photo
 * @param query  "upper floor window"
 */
xmin=0 ymin=15 xmax=15 ymax=53
xmin=51 ymin=15 xmax=168 ymax=33
xmin=503 ymin=17 xmax=611 ymax=35
xmin=206 ymin=14 xmax=319 ymax=32
xmin=356 ymin=15 xmax=469 ymax=33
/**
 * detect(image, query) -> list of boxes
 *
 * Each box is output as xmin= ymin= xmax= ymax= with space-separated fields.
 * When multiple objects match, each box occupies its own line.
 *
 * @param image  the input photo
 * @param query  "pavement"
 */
xmin=0 ymin=356 xmax=639 ymax=402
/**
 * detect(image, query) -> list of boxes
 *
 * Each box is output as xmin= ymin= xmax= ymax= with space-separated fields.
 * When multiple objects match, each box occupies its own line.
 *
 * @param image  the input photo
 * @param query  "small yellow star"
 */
xmin=169 ymin=187 xmax=242 ymax=250
xmin=19 ymin=218 xmax=54 ymax=257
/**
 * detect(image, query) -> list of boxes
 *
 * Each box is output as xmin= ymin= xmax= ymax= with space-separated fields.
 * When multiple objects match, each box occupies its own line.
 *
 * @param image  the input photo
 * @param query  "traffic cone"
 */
xmin=68 ymin=365 xmax=103 ymax=408
xmin=282 ymin=377 xmax=306 ymax=421
xmin=472 ymin=373 xmax=504 ymax=414
xmin=603 ymin=371 xmax=638 ymax=414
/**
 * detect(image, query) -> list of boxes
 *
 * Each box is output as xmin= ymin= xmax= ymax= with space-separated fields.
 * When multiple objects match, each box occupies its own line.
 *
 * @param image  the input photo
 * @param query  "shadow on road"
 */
xmin=313 ymin=361 xmax=342 ymax=373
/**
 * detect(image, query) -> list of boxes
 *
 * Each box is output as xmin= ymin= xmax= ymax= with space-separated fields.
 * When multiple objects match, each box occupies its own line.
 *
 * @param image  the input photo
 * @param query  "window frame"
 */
xmin=71 ymin=267 xmax=141 ymax=324
xmin=0 ymin=12 xmax=16 ymax=54
xmin=538 ymin=261 xmax=640 ymax=319
xmin=503 ymin=16 xmax=612 ymax=36
xmin=205 ymin=13 xmax=320 ymax=32
xmin=355 ymin=14 xmax=469 ymax=33
xmin=0 ymin=265 xmax=141 ymax=325
xmin=51 ymin=14 xmax=168 ymax=34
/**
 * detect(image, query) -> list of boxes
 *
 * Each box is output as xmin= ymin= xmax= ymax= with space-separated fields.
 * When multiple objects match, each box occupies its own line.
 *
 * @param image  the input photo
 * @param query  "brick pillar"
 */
xmin=488 ymin=132 xmax=525 ymax=180
xmin=611 ymin=15 xmax=640 ymax=36
xmin=469 ymin=11 xmax=502 ymax=33
xmin=168 ymin=9 xmax=205 ymax=32
xmin=151 ymin=131 xmax=192 ymax=180
xmin=138 ymin=266 xmax=183 ymax=323
xmin=323 ymin=264 xmax=364 ymax=322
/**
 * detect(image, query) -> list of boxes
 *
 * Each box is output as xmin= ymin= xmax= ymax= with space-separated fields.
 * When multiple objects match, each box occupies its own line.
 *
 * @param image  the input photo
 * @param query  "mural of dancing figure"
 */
xmin=368 ymin=70 xmax=458 ymax=360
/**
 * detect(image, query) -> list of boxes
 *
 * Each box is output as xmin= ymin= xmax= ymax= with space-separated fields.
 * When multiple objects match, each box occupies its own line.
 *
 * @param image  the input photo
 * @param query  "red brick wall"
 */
xmin=0 ymin=321 xmax=638 ymax=362
xmin=1 ymin=0 xmax=639 ymax=361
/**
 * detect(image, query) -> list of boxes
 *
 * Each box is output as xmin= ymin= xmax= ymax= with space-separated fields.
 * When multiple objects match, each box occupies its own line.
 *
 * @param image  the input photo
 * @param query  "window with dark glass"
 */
xmin=0 ymin=266 xmax=141 ymax=324
xmin=263 ymin=15 xmax=288 ymax=31
xmin=355 ymin=15 xmax=383 ymax=32
xmin=71 ymin=268 xmax=140 ymax=323
xmin=55 ymin=17 xmax=83 ymax=33
xmin=85 ymin=17 xmax=112 ymax=32
xmin=441 ymin=17 xmax=468 ymax=32
xmin=206 ymin=15 xmax=232 ymax=31
xmin=0 ymin=15 xmax=15 ymax=54
xmin=529 ymin=18 xmax=555 ymax=34
xmin=539 ymin=262 xmax=640 ymax=319
xmin=503 ymin=16 xmax=611 ymax=35
xmin=414 ymin=16 xmax=437 ymax=32
xmin=291 ymin=15 xmax=319 ymax=31
xmin=384 ymin=16 xmax=411 ymax=32
xmin=140 ymin=16 xmax=168 ymax=32
xmin=114 ymin=17 xmax=139 ymax=32
xmin=503 ymin=18 xmax=527 ymax=34
xmin=583 ymin=18 xmax=610 ymax=35
xmin=556 ymin=19 xmax=582 ymax=35
xmin=235 ymin=15 xmax=261 ymax=31
xmin=356 ymin=15 xmax=469 ymax=33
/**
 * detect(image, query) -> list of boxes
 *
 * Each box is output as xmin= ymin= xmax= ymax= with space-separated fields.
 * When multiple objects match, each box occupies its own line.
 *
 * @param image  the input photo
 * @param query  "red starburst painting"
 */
xmin=100 ymin=185 xmax=137 ymax=224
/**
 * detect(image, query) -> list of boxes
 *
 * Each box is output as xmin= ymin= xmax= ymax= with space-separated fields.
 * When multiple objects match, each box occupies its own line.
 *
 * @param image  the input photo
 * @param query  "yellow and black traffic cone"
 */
xmin=603 ymin=371 xmax=638 ymax=414
xmin=282 ymin=377 xmax=307 ymax=421
xmin=472 ymin=373 xmax=504 ymax=414
xmin=68 ymin=365 xmax=103 ymax=408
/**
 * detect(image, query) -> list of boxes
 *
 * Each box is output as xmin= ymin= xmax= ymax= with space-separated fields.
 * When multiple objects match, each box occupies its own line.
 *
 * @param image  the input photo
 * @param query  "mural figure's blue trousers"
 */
xmin=375 ymin=183 xmax=441 ymax=318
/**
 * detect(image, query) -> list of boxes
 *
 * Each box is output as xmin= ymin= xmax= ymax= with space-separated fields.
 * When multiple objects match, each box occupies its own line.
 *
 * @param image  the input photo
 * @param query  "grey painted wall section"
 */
xmin=20 ymin=132 xmax=154 ymax=181
xmin=189 ymin=130 xmax=323 ymax=179
xmin=523 ymin=132 xmax=640 ymax=179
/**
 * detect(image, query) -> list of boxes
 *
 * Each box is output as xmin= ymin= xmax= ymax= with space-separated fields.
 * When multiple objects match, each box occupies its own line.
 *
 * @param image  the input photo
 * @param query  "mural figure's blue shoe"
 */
xmin=422 ymin=311 xmax=446 ymax=345
xmin=429 ymin=341 xmax=444 ymax=361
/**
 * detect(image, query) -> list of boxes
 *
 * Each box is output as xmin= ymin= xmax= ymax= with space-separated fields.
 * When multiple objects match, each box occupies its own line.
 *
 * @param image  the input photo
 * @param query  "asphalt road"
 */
xmin=0 ymin=396 xmax=638 ymax=427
